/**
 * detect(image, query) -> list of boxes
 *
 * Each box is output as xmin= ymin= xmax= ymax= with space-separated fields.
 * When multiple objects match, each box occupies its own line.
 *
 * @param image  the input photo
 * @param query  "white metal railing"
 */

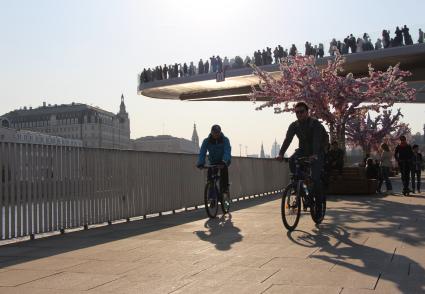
xmin=0 ymin=142 xmax=289 ymax=240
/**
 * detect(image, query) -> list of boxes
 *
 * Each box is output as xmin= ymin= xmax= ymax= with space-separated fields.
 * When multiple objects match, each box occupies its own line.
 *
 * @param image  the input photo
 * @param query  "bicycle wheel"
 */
xmin=204 ymin=181 xmax=218 ymax=218
xmin=310 ymin=193 xmax=326 ymax=224
xmin=281 ymin=183 xmax=301 ymax=231
xmin=220 ymin=189 xmax=231 ymax=214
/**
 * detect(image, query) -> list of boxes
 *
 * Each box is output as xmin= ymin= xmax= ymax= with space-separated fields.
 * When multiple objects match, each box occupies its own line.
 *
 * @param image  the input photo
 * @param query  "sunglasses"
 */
xmin=295 ymin=110 xmax=306 ymax=114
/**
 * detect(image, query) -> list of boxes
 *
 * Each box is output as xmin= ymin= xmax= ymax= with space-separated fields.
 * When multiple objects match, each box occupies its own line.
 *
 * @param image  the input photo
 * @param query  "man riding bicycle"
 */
xmin=197 ymin=124 xmax=232 ymax=194
xmin=276 ymin=102 xmax=328 ymax=214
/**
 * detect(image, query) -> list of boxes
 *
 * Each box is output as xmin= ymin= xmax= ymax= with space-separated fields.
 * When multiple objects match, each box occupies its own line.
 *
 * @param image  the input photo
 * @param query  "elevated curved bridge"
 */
xmin=139 ymin=44 xmax=425 ymax=102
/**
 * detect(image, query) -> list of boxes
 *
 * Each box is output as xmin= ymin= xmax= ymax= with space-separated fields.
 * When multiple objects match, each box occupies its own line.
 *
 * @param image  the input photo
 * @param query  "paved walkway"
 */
xmin=0 ymin=179 xmax=424 ymax=293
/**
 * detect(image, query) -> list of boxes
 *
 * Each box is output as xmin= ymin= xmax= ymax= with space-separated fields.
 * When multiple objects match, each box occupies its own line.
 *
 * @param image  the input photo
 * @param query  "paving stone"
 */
xmin=263 ymin=284 xmax=342 ymax=294
xmin=87 ymin=276 xmax=193 ymax=294
xmin=0 ymin=286 xmax=85 ymax=294
xmin=17 ymin=272 xmax=121 ymax=291
xmin=64 ymin=260 xmax=141 ymax=275
xmin=267 ymin=267 xmax=379 ymax=289
xmin=6 ymin=256 xmax=88 ymax=271
xmin=0 ymin=178 xmax=424 ymax=292
xmin=0 ymin=269 xmax=59 ymax=287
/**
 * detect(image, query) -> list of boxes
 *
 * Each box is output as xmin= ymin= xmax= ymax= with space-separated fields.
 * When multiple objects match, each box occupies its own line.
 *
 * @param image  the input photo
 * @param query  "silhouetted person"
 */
xmin=394 ymin=26 xmax=403 ymax=46
xmin=210 ymin=56 xmax=217 ymax=73
xmin=204 ymin=60 xmax=209 ymax=74
xmin=394 ymin=135 xmax=414 ymax=195
xmin=418 ymin=28 xmax=424 ymax=44
xmin=278 ymin=45 xmax=285 ymax=59
xmin=183 ymin=63 xmax=188 ymax=76
xmin=377 ymin=143 xmax=393 ymax=194
xmin=289 ymin=44 xmax=297 ymax=56
xmin=188 ymin=62 xmax=195 ymax=76
xmin=261 ymin=49 xmax=268 ymax=65
xmin=216 ymin=55 xmax=223 ymax=73
xmin=349 ymin=34 xmax=357 ymax=53
xmin=173 ymin=63 xmax=179 ymax=78
xmin=375 ymin=38 xmax=383 ymax=50
xmin=318 ymin=43 xmax=324 ymax=58
xmin=198 ymin=59 xmax=204 ymax=74
xmin=356 ymin=38 xmax=364 ymax=53
xmin=266 ymin=47 xmax=273 ymax=64
xmin=382 ymin=30 xmax=390 ymax=48
xmin=402 ymin=25 xmax=413 ymax=45
xmin=162 ymin=64 xmax=168 ymax=79
xmin=273 ymin=47 xmax=279 ymax=63
xmin=329 ymin=38 xmax=338 ymax=56
xmin=411 ymin=144 xmax=423 ymax=193
xmin=305 ymin=41 xmax=312 ymax=56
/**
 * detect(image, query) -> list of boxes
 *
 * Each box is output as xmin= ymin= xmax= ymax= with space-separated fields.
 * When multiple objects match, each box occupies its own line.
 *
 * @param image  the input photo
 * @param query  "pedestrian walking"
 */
xmin=394 ymin=136 xmax=414 ymax=195
xmin=377 ymin=143 xmax=393 ymax=194
xmin=411 ymin=144 xmax=423 ymax=193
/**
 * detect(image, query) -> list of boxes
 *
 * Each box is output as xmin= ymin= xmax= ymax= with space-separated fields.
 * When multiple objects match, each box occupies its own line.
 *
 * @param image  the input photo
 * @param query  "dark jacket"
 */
xmin=279 ymin=117 xmax=325 ymax=157
xmin=197 ymin=133 xmax=231 ymax=166
xmin=394 ymin=144 xmax=414 ymax=162
xmin=412 ymin=152 xmax=423 ymax=171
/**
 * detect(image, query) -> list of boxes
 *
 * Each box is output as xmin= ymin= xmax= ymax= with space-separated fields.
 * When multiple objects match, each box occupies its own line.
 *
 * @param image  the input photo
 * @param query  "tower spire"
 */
xmin=119 ymin=93 xmax=127 ymax=115
xmin=191 ymin=123 xmax=199 ymax=147
xmin=260 ymin=142 xmax=265 ymax=158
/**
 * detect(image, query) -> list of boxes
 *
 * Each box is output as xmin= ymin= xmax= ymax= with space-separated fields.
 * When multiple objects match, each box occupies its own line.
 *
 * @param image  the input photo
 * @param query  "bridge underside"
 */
xmin=139 ymin=44 xmax=425 ymax=103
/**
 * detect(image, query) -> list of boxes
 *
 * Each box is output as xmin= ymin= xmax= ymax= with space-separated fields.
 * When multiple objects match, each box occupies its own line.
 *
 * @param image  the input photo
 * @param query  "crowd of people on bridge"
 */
xmin=139 ymin=25 xmax=424 ymax=85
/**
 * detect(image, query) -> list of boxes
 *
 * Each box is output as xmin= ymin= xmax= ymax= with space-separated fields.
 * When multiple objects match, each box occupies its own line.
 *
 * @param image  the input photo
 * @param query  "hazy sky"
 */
xmin=1 ymin=0 xmax=425 ymax=156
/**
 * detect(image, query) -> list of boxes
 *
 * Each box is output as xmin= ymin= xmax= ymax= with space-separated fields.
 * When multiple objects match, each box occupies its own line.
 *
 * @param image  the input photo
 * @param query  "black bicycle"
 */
xmin=281 ymin=157 xmax=326 ymax=231
xmin=203 ymin=164 xmax=231 ymax=218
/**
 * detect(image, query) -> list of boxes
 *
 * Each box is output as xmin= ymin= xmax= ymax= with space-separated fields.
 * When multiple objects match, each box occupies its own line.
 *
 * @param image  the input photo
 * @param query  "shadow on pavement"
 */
xmin=0 ymin=193 xmax=278 ymax=269
xmin=194 ymin=213 xmax=243 ymax=251
xmin=287 ymin=191 xmax=425 ymax=293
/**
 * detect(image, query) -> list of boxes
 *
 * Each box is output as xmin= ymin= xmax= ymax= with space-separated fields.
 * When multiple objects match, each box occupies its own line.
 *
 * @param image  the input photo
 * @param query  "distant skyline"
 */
xmin=1 ymin=0 xmax=425 ymax=156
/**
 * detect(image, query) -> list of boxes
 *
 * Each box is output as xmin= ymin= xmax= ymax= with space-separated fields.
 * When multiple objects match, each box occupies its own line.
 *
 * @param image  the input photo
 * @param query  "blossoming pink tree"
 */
xmin=345 ymin=109 xmax=411 ymax=154
xmin=249 ymin=52 xmax=416 ymax=149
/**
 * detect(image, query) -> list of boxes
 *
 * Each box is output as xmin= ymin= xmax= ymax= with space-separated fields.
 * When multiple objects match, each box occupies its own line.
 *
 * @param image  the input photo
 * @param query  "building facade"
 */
xmin=0 ymin=126 xmax=82 ymax=147
xmin=2 ymin=95 xmax=130 ymax=149
xmin=132 ymin=135 xmax=199 ymax=154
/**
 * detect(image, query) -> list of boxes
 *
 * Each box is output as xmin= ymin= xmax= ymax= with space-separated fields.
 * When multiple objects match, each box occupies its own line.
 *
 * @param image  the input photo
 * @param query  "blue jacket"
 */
xmin=197 ymin=133 xmax=231 ymax=166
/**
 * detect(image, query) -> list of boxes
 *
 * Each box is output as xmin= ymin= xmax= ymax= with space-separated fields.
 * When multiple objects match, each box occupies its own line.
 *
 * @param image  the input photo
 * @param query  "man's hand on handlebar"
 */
xmin=276 ymin=155 xmax=289 ymax=162
xmin=196 ymin=164 xmax=204 ymax=169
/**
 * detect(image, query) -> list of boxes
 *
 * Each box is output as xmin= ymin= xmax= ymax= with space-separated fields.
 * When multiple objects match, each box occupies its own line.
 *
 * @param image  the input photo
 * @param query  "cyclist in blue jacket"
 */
xmin=197 ymin=124 xmax=232 ymax=193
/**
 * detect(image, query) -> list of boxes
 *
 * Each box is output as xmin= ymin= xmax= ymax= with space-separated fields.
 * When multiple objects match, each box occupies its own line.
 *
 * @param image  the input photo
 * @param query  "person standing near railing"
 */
xmin=197 ymin=125 xmax=232 ymax=194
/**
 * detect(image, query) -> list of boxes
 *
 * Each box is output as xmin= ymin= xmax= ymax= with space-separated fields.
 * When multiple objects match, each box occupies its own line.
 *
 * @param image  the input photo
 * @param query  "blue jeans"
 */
xmin=377 ymin=166 xmax=393 ymax=191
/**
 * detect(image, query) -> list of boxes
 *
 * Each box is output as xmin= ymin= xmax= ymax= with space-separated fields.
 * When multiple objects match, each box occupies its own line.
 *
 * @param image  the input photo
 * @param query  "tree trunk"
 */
xmin=329 ymin=123 xmax=336 ymax=143
xmin=336 ymin=123 xmax=346 ymax=152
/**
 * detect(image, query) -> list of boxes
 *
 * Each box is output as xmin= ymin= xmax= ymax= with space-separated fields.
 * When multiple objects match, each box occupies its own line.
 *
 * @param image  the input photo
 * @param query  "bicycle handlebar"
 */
xmin=202 ymin=164 xmax=226 ymax=169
